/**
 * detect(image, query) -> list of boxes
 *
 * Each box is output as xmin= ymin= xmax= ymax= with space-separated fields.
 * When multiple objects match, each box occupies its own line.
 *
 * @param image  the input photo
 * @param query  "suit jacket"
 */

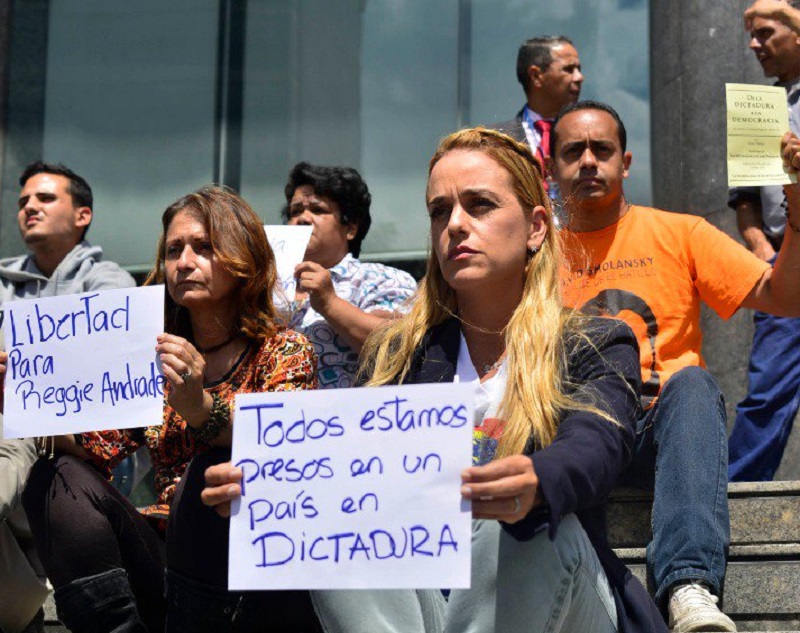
xmin=401 ymin=316 xmax=668 ymax=633
xmin=491 ymin=107 xmax=527 ymax=145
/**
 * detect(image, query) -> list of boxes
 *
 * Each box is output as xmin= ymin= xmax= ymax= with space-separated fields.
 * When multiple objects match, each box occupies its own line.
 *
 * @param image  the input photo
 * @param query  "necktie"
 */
xmin=533 ymin=119 xmax=553 ymax=189
xmin=534 ymin=119 xmax=552 ymax=166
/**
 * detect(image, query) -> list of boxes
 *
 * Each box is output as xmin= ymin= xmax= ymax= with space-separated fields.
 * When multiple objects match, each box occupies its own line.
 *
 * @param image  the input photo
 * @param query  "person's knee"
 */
xmin=655 ymin=367 xmax=726 ymax=437
xmin=549 ymin=515 xmax=595 ymax=571
xmin=501 ymin=514 xmax=591 ymax=577
xmin=664 ymin=366 xmax=721 ymax=399
xmin=22 ymin=455 xmax=87 ymax=521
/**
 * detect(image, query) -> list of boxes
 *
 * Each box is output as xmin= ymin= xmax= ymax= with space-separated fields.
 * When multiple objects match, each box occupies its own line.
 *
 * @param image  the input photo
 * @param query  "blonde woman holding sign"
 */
xmin=204 ymin=129 xmax=663 ymax=633
xmin=20 ymin=187 xmax=317 ymax=633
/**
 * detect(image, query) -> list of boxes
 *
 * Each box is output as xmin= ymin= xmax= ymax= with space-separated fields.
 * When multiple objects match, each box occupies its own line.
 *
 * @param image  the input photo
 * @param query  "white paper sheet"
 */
xmin=229 ymin=382 xmax=475 ymax=590
xmin=1 ymin=286 xmax=165 ymax=439
xmin=264 ymin=225 xmax=313 ymax=302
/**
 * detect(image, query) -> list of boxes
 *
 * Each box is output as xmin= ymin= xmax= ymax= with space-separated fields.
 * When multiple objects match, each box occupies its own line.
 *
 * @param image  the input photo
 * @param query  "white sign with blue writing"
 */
xmin=229 ymin=383 xmax=475 ymax=590
xmin=264 ymin=225 xmax=313 ymax=302
xmin=1 ymin=286 xmax=165 ymax=439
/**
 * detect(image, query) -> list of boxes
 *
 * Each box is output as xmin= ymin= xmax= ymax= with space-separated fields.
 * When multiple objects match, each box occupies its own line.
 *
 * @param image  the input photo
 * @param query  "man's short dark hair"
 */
xmin=283 ymin=162 xmax=372 ymax=257
xmin=551 ymin=100 xmax=628 ymax=156
xmin=19 ymin=161 xmax=93 ymax=239
xmin=20 ymin=161 xmax=93 ymax=209
xmin=516 ymin=35 xmax=574 ymax=93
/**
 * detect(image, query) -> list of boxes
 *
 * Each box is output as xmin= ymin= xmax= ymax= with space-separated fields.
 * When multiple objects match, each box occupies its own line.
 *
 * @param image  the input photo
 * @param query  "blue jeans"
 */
xmin=443 ymin=516 xmax=617 ymax=633
xmin=728 ymin=286 xmax=800 ymax=481
xmin=620 ymin=367 xmax=730 ymax=606
xmin=263 ymin=517 xmax=617 ymax=633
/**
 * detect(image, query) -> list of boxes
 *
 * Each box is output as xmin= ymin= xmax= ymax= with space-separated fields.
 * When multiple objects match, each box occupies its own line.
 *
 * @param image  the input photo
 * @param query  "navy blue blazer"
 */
xmin=400 ymin=316 xmax=668 ymax=633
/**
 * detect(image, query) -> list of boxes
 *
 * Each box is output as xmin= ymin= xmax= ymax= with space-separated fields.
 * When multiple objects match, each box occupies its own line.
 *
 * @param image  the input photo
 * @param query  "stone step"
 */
xmin=625 ymin=562 xmax=800 ymax=632
xmin=40 ymin=587 xmax=800 ymax=633
xmin=622 ymin=554 xmax=800 ymax=610
xmin=41 ymin=482 xmax=800 ymax=631
xmin=610 ymin=481 xmax=800 ymax=631
xmin=607 ymin=481 xmax=800 ymax=549
xmin=615 ymin=544 xmax=800 ymax=559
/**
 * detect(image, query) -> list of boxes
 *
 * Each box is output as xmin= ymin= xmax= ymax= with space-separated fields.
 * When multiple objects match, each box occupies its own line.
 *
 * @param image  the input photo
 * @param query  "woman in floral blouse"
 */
xmin=21 ymin=186 xmax=317 ymax=633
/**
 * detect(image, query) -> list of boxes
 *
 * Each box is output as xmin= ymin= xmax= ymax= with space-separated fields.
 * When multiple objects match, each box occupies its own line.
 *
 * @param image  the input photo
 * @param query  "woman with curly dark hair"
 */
xmin=21 ymin=186 xmax=317 ymax=633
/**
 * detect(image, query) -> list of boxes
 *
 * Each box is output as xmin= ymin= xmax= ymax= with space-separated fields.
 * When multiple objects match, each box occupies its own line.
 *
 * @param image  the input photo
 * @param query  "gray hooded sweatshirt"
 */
xmin=0 ymin=240 xmax=135 ymax=309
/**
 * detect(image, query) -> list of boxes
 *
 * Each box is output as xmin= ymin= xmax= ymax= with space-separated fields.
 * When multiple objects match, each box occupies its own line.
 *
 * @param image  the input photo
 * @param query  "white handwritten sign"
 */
xmin=264 ymin=225 xmax=313 ymax=302
xmin=1 ymin=286 xmax=165 ymax=439
xmin=229 ymin=383 xmax=475 ymax=590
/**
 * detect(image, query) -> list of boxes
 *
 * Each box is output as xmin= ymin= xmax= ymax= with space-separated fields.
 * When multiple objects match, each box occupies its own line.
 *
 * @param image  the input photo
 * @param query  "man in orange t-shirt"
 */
xmin=549 ymin=101 xmax=800 ymax=632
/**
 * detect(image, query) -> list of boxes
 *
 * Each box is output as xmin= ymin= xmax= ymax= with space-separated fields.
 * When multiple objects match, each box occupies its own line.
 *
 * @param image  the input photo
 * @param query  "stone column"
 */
xmin=650 ymin=0 xmax=800 ymax=478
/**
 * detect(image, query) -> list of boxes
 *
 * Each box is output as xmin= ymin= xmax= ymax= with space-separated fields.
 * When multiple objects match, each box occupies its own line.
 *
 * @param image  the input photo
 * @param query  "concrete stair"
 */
xmin=608 ymin=481 xmax=800 ymax=632
xmin=41 ymin=481 xmax=800 ymax=631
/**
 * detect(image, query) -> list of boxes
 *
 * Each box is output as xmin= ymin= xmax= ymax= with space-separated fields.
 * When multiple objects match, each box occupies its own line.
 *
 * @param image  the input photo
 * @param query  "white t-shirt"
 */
xmin=455 ymin=333 xmax=507 ymax=465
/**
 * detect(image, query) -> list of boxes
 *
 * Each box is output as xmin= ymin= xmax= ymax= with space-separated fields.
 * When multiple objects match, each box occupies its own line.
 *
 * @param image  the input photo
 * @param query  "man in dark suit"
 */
xmin=493 ymin=35 xmax=583 ymax=171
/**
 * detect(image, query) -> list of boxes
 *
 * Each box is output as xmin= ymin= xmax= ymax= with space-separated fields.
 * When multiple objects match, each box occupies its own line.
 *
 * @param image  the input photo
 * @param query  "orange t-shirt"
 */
xmin=561 ymin=205 xmax=770 ymax=406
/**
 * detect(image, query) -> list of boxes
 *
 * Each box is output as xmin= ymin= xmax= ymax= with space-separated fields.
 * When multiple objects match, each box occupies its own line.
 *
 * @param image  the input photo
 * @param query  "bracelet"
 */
xmin=189 ymin=393 xmax=230 ymax=444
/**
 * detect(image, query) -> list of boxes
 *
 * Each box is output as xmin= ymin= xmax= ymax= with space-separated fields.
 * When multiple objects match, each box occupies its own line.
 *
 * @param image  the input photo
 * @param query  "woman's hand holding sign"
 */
xmin=156 ymin=333 xmax=212 ymax=428
xmin=201 ymin=460 xmax=242 ymax=518
xmin=461 ymin=455 xmax=544 ymax=525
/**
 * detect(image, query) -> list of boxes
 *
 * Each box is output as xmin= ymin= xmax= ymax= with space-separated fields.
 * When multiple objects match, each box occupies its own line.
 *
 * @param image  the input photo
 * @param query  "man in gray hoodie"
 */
xmin=0 ymin=161 xmax=134 ymax=302
xmin=0 ymin=161 xmax=134 ymax=633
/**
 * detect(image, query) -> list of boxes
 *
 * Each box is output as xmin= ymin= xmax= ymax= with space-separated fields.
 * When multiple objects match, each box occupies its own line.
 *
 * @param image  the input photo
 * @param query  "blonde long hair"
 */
xmin=362 ymin=127 xmax=602 ymax=457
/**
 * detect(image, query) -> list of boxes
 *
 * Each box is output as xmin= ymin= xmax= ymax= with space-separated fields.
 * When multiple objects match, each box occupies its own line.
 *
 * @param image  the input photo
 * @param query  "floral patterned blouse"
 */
xmin=79 ymin=329 xmax=317 ymax=526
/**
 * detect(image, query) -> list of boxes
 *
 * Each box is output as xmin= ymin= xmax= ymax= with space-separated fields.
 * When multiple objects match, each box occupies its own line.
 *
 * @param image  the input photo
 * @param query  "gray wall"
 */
xmin=0 ymin=0 xmax=48 ymax=263
xmin=240 ymin=0 xmax=364 ymax=221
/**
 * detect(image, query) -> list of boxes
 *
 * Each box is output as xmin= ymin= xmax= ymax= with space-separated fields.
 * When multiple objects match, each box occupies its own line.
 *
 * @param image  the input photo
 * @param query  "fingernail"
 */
xmin=227 ymin=485 xmax=238 ymax=497
xmin=461 ymin=486 xmax=472 ymax=497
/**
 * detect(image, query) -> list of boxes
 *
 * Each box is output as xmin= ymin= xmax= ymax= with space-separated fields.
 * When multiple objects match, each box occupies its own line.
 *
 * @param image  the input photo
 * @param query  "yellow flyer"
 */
xmin=726 ymin=83 xmax=796 ymax=187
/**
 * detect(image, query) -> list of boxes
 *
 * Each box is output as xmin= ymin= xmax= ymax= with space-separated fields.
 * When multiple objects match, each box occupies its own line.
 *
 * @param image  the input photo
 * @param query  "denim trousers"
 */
xmin=728 ymin=301 xmax=800 ymax=481
xmin=310 ymin=516 xmax=617 ymax=633
xmin=442 ymin=516 xmax=617 ymax=633
xmin=620 ymin=366 xmax=730 ymax=606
